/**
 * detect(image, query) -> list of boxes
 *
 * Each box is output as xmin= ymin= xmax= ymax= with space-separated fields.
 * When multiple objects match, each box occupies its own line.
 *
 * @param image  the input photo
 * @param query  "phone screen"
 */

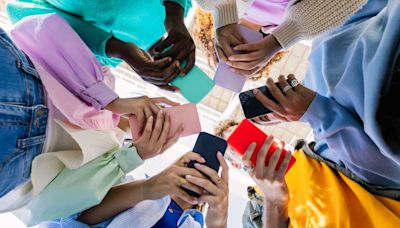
xmin=185 ymin=132 xmax=227 ymax=197
xmin=239 ymin=84 xmax=279 ymax=119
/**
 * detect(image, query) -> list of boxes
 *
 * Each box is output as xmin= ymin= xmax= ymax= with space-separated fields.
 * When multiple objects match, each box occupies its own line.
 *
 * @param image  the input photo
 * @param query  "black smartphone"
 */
xmin=185 ymin=132 xmax=227 ymax=197
xmin=239 ymin=83 xmax=280 ymax=119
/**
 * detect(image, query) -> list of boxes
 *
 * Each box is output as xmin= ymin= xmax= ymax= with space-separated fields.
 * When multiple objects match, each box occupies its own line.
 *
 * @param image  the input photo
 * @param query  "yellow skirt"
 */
xmin=286 ymin=150 xmax=400 ymax=228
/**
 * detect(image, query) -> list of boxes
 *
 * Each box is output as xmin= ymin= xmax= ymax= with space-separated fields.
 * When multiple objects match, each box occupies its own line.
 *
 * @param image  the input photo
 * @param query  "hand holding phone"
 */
xmin=239 ymin=83 xmax=280 ymax=119
xmin=129 ymin=103 xmax=201 ymax=140
xmin=227 ymin=119 xmax=295 ymax=173
xmin=185 ymin=132 xmax=227 ymax=197
xmin=214 ymin=25 xmax=263 ymax=92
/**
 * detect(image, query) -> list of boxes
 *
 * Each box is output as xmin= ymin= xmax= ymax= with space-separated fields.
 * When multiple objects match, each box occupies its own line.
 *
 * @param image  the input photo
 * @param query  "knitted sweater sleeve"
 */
xmin=271 ymin=0 xmax=367 ymax=49
xmin=194 ymin=0 xmax=367 ymax=48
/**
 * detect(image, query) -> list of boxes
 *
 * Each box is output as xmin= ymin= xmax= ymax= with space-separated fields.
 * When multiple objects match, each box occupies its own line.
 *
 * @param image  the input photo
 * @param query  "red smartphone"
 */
xmin=227 ymin=119 xmax=296 ymax=173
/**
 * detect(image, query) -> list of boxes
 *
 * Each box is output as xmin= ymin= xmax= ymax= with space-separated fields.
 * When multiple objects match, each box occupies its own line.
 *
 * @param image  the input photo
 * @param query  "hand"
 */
xmin=251 ymin=113 xmax=282 ymax=126
xmin=106 ymin=37 xmax=181 ymax=91
xmin=185 ymin=152 xmax=229 ymax=228
xmin=153 ymin=2 xmax=196 ymax=76
xmin=215 ymin=24 xmax=246 ymax=62
xmin=134 ymin=111 xmax=183 ymax=160
xmin=243 ymin=139 xmax=290 ymax=228
xmin=144 ymin=152 xmax=207 ymax=204
xmin=226 ymin=34 xmax=282 ymax=76
xmin=253 ymin=74 xmax=316 ymax=122
xmin=105 ymin=96 xmax=179 ymax=131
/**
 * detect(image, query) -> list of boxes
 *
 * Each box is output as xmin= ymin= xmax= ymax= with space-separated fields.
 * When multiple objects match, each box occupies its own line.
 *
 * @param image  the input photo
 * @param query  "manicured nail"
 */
xmin=194 ymin=163 xmax=201 ymax=168
xmin=228 ymin=56 xmax=235 ymax=61
xmin=200 ymin=157 xmax=206 ymax=163
xmin=167 ymin=57 xmax=172 ymax=62
xmin=217 ymin=151 xmax=223 ymax=157
xmin=185 ymin=175 xmax=193 ymax=179
xmin=192 ymin=198 xmax=198 ymax=204
xmin=229 ymin=68 xmax=236 ymax=73
xmin=226 ymin=61 xmax=232 ymax=66
xmin=253 ymin=89 xmax=259 ymax=95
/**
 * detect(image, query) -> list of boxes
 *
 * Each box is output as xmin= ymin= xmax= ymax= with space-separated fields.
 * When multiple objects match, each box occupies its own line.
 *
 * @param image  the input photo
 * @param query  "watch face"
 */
xmin=239 ymin=85 xmax=279 ymax=119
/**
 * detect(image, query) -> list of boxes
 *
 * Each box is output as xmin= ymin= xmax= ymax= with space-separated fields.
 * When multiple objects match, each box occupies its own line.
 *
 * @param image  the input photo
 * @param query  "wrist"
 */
xmin=105 ymin=37 xmax=131 ymax=60
xmin=266 ymin=34 xmax=283 ymax=54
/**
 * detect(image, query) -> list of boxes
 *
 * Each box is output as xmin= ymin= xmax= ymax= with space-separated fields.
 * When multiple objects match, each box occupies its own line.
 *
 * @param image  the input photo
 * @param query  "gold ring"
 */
xmin=179 ymin=178 xmax=187 ymax=186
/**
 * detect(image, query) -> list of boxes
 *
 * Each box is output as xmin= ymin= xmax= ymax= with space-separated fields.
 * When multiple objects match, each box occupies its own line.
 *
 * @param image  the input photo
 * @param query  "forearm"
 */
xmin=78 ymin=180 xmax=148 ymax=225
xmin=271 ymin=0 xmax=367 ymax=49
xmin=263 ymin=201 xmax=289 ymax=228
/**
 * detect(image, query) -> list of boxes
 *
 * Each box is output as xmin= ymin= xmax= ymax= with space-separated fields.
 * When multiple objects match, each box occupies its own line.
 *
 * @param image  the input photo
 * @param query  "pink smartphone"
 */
xmin=129 ymin=103 xmax=201 ymax=140
xmin=214 ymin=25 xmax=263 ymax=93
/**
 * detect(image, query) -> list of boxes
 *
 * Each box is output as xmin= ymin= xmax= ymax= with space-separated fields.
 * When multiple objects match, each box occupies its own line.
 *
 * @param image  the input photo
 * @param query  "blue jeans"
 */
xmin=0 ymin=27 xmax=48 ymax=197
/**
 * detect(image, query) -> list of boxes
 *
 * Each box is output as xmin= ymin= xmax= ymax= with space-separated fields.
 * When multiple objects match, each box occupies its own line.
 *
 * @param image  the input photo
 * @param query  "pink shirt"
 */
xmin=10 ymin=14 xmax=119 ymax=130
xmin=243 ymin=0 xmax=290 ymax=28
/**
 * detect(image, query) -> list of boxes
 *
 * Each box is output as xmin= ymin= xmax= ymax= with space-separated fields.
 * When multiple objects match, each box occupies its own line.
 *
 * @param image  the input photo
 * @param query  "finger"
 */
xmin=149 ymin=102 xmax=160 ymax=115
xmin=141 ymin=57 xmax=172 ymax=69
xmin=242 ymin=142 xmax=257 ymax=166
xmin=151 ymin=97 xmax=180 ymax=107
xmin=253 ymin=88 xmax=286 ymax=116
xmin=179 ymin=51 xmax=195 ymax=76
xmin=233 ymin=43 xmax=259 ymax=52
xmin=220 ymin=41 xmax=234 ymax=57
xmin=230 ymin=34 xmax=245 ymax=46
xmin=176 ymin=150 xmax=206 ymax=166
xmin=139 ymin=115 xmax=154 ymax=140
xmin=228 ymin=51 xmax=261 ymax=62
xmin=185 ymin=175 xmax=223 ymax=196
xmin=143 ymin=106 xmax=153 ymax=120
xmin=173 ymin=186 xmax=198 ymax=205
xmin=141 ymin=49 xmax=153 ymax=61
xmin=158 ymin=112 xmax=170 ymax=142
xmin=159 ymin=85 xmax=180 ymax=92
xmin=177 ymin=167 xmax=207 ymax=179
xmin=287 ymin=74 xmax=306 ymax=93
xmin=229 ymin=67 xmax=259 ymax=77
xmin=215 ymin=46 xmax=228 ymax=62
xmin=154 ymin=41 xmax=181 ymax=60
xmin=181 ymin=181 xmax=206 ymax=195
xmin=217 ymin=152 xmax=229 ymax=183
xmin=266 ymin=145 xmax=282 ymax=180
xmin=278 ymin=75 xmax=295 ymax=98
xmin=270 ymin=112 xmax=288 ymax=122
xmin=153 ymin=35 xmax=175 ymax=53
xmin=161 ymin=124 xmax=183 ymax=152
xmin=198 ymin=195 xmax=218 ymax=206
xmin=135 ymin=111 xmax=146 ymax=133
xmin=276 ymin=146 xmax=292 ymax=180
xmin=266 ymin=78 xmax=288 ymax=106
xmin=226 ymin=60 xmax=259 ymax=71
xmin=175 ymin=43 xmax=195 ymax=62
xmin=139 ymin=62 xmax=179 ymax=79
xmin=255 ymin=137 xmax=274 ymax=179
xmin=150 ymin=111 xmax=164 ymax=143
xmin=193 ymin=163 xmax=220 ymax=184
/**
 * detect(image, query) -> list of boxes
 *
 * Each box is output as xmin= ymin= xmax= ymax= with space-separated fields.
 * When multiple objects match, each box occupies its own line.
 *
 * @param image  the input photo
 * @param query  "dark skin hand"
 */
xmin=106 ymin=37 xmax=181 ymax=91
xmin=153 ymin=2 xmax=196 ymax=77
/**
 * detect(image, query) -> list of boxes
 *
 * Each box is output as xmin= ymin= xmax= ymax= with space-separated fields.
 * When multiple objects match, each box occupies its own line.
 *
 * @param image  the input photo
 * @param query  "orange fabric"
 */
xmin=285 ymin=150 xmax=400 ymax=228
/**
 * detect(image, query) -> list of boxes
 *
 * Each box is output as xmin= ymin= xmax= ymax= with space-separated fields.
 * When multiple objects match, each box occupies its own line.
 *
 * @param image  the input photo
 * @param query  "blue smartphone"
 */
xmin=185 ymin=132 xmax=227 ymax=197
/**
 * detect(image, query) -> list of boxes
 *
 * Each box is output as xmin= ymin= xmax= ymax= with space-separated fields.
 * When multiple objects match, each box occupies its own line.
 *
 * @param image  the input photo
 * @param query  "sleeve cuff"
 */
xmin=299 ymin=93 xmax=330 ymax=130
xmin=80 ymin=81 xmax=119 ymax=110
xmin=271 ymin=19 xmax=303 ymax=50
xmin=114 ymin=146 xmax=144 ymax=174
xmin=213 ymin=1 xmax=239 ymax=29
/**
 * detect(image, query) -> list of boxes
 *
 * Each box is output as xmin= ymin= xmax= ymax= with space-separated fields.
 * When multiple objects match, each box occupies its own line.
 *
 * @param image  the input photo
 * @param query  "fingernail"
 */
xmin=226 ymin=61 xmax=232 ymax=66
xmin=228 ymin=56 xmax=235 ymax=61
xmin=200 ymin=157 xmax=206 ymax=163
xmin=194 ymin=163 xmax=201 ymax=168
xmin=192 ymin=198 xmax=198 ymax=204
xmin=230 ymin=68 xmax=236 ymax=73
xmin=167 ymin=57 xmax=172 ymax=62
xmin=185 ymin=175 xmax=193 ymax=179
xmin=148 ymin=116 xmax=154 ymax=121
xmin=267 ymin=78 xmax=273 ymax=83
xmin=203 ymin=190 xmax=209 ymax=194
xmin=253 ymin=89 xmax=259 ymax=95
xmin=217 ymin=151 xmax=223 ymax=157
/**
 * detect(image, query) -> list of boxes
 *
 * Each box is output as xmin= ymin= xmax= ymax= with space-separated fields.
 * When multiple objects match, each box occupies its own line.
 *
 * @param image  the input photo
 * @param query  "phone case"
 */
xmin=185 ymin=132 xmax=227 ymax=197
xmin=129 ymin=103 xmax=201 ymax=140
xmin=239 ymin=84 xmax=279 ymax=119
xmin=171 ymin=65 xmax=215 ymax=104
xmin=214 ymin=25 xmax=263 ymax=93
xmin=227 ymin=119 xmax=296 ymax=173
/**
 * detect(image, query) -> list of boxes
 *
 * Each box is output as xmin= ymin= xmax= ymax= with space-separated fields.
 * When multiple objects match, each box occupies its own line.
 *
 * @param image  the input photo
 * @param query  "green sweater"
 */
xmin=7 ymin=0 xmax=191 ymax=66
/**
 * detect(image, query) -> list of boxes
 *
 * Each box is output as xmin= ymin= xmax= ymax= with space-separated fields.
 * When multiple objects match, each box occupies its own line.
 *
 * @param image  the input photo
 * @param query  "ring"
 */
xmin=290 ymin=79 xmax=299 ymax=88
xmin=282 ymin=85 xmax=292 ymax=94
xmin=179 ymin=178 xmax=187 ymax=186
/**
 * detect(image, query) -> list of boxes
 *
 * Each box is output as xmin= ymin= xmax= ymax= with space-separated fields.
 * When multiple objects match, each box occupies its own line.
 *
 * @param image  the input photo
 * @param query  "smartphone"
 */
xmin=214 ymin=25 xmax=263 ymax=92
xmin=129 ymin=103 xmax=201 ymax=140
xmin=239 ymin=83 xmax=280 ymax=119
xmin=171 ymin=65 xmax=215 ymax=104
xmin=185 ymin=132 xmax=228 ymax=197
xmin=227 ymin=119 xmax=296 ymax=173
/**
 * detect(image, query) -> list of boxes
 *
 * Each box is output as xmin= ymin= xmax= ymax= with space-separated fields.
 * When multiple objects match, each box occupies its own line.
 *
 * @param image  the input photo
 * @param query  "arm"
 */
xmin=193 ymin=0 xmax=238 ymax=29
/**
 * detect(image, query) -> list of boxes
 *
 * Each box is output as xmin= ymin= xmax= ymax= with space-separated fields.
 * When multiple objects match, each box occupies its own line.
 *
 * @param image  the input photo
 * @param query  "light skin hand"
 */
xmin=253 ymin=74 xmax=316 ymax=122
xmin=105 ymin=96 xmax=179 ymax=132
xmin=242 ymin=139 xmax=291 ymax=228
xmin=77 ymin=152 xmax=207 ymax=225
xmin=185 ymin=152 xmax=229 ymax=228
xmin=153 ymin=2 xmax=196 ymax=76
xmin=226 ymin=34 xmax=282 ymax=76
xmin=215 ymin=24 xmax=246 ymax=62
xmin=106 ymin=37 xmax=181 ymax=91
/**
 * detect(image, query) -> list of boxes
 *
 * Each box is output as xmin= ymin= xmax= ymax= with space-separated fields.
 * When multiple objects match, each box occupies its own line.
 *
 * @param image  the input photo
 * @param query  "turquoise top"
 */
xmin=6 ymin=0 xmax=192 ymax=66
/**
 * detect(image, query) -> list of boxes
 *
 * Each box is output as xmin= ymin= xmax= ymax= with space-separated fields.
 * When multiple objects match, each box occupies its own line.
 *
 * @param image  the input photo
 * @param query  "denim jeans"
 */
xmin=0 ymin=27 xmax=48 ymax=197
